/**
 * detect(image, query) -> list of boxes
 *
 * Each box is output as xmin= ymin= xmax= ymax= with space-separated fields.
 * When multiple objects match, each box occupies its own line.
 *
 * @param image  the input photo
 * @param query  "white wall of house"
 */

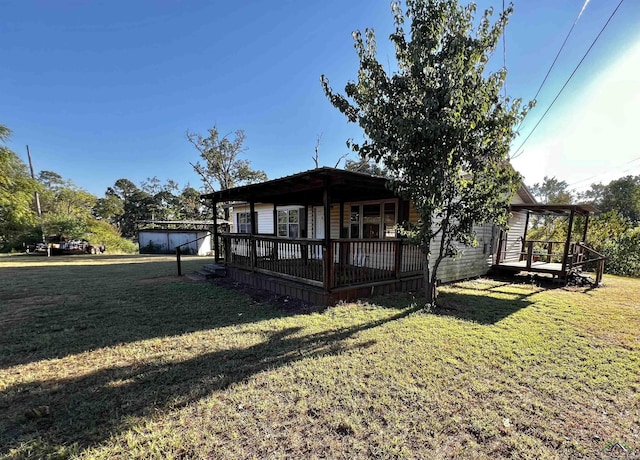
xmin=138 ymin=230 xmax=211 ymax=255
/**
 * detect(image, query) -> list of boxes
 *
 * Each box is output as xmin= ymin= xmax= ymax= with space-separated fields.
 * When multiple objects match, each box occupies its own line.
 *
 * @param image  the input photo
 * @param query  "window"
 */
xmin=363 ymin=204 xmax=381 ymax=238
xmin=237 ymin=212 xmax=256 ymax=234
xmin=350 ymin=205 xmax=360 ymax=239
xmin=348 ymin=201 xmax=397 ymax=239
xmin=384 ymin=202 xmax=397 ymax=238
xmin=277 ymin=208 xmax=301 ymax=238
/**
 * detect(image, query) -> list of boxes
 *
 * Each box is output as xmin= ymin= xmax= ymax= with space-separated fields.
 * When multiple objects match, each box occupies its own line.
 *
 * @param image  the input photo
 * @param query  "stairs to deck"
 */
xmin=185 ymin=264 xmax=227 ymax=282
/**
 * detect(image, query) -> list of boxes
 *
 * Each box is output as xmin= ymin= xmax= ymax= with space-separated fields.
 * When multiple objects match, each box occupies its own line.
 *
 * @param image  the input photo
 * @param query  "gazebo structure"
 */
xmin=493 ymin=203 xmax=606 ymax=284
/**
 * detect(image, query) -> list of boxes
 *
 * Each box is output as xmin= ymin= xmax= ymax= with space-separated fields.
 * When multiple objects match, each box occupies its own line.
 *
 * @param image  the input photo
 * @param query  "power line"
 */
xmin=533 ymin=0 xmax=590 ymax=107
xmin=510 ymin=0 xmax=625 ymax=160
xmin=568 ymin=155 xmax=640 ymax=187
xmin=516 ymin=0 xmax=591 ymax=133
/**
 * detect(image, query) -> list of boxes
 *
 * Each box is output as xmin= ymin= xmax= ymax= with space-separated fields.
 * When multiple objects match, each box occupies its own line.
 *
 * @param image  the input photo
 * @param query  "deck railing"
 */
xmin=519 ymin=240 xmax=567 ymax=266
xmin=572 ymin=243 xmax=606 ymax=284
xmin=512 ymin=239 xmax=606 ymax=283
xmin=220 ymin=234 xmax=423 ymax=290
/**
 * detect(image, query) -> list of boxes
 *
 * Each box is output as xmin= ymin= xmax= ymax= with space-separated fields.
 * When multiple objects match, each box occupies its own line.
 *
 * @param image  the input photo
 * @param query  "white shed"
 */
xmin=136 ymin=220 xmax=221 ymax=256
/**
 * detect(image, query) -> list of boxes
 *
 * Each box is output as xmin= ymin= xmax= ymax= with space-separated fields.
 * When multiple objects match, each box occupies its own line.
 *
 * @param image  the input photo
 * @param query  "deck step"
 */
xmin=201 ymin=264 xmax=227 ymax=277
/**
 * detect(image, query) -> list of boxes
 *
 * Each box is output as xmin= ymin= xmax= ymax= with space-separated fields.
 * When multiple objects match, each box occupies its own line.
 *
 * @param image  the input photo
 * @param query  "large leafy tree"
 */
xmin=186 ymin=126 xmax=267 ymax=193
xmin=0 ymin=125 xmax=39 ymax=248
xmin=322 ymin=0 xmax=527 ymax=303
xmin=530 ymin=176 xmax=573 ymax=205
xmin=599 ymin=175 xmax=640 ymax=225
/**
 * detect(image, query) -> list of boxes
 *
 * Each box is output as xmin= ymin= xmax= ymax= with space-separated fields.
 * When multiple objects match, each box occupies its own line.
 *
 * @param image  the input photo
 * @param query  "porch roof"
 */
xmin=510 ymin=203 xmax=599 ymax=216
xmin=200 ymin=167 xmax=396 ymax=205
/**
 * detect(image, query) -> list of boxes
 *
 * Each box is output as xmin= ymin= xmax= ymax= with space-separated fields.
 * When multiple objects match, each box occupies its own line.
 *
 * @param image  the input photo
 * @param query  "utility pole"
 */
xmin=26 ymin=145 xmax=49 ymax=257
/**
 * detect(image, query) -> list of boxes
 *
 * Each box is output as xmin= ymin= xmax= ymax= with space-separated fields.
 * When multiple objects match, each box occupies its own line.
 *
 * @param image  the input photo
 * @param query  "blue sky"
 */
xmin=2 ymin=0 xmax=639 ymax=196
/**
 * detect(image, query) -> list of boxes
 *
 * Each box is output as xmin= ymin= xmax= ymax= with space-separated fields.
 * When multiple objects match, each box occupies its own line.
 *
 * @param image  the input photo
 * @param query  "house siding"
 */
xmin=228 ymin=190 xmax=530 ymax=286
xmin=405 ymin=203 xmax=495 ymax=282
xmin=503 ymin=211 xmax=527 ymax=262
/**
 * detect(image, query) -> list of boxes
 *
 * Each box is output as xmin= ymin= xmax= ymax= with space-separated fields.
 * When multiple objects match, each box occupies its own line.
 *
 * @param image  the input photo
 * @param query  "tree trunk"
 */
xmin=422 ymin=248 xmax=435 ymax=306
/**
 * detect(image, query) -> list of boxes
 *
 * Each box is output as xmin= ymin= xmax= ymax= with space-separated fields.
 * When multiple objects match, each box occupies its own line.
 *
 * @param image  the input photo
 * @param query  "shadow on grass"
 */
xmin=434 ymin=290 xmax=534 ymax=324
xmin=0 ymin=307 xmax=416 ymax=458
xmin=368 ymin=279 xmax=539 ymax=325
xmin=0 ymin=258 xmax=296 ymax=369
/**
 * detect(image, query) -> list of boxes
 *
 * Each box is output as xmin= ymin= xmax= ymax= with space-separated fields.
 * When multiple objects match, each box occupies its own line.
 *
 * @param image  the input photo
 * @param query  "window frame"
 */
xmin=236 ymin=211 xmax=257 ymax=234
xmin=277 ymin=207 xmax=303 ymax=238
xmin=346 ymin=199 xmax=398 ymax=239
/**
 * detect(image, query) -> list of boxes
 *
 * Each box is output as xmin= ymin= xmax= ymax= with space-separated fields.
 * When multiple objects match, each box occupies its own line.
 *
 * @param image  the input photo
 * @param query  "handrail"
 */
xmin=175 ymin=232 xmax=212 ymax=276
xmin=570 ymin=242 xmax=607 ymax=285
xmin=574 ymin=242 xmax=606 ymax=260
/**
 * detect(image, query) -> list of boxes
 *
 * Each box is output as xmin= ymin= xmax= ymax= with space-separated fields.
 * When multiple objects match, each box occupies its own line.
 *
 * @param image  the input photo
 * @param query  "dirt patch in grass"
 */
xmin=136 ymin=276 xmax=183 ymax=285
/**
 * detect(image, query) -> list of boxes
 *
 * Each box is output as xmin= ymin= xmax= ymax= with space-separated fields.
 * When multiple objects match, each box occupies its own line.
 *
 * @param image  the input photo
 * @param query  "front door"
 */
xmin=314 ymin=207 xmax=324 ymax=239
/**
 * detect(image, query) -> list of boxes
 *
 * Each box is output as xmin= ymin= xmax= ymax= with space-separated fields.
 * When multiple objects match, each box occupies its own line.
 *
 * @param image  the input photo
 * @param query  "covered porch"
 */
xmin=202 ymin=168 xmax=424 ymax=303
xmin=494 ymin=204 xmax=606 ymax=284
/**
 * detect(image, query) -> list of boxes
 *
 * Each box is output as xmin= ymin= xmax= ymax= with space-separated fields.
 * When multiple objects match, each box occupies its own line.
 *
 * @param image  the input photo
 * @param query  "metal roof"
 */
xmin=510 ymin=203 xmax=599 ymax=216
xmin=200 ymin=167 xmax=395 ymax=205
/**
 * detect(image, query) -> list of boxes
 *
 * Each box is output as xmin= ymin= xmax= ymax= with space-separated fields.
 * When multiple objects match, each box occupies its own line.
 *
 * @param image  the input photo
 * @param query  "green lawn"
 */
xmin=1 ymin=255 xmax=638 ymax=459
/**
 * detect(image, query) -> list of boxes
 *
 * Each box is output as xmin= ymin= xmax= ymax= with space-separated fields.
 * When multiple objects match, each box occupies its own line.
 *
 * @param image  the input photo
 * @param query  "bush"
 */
xmin=602 ymin=226 xmax=640 ymax=278
xmin=86 ymin=219 xmax=137 ymax=254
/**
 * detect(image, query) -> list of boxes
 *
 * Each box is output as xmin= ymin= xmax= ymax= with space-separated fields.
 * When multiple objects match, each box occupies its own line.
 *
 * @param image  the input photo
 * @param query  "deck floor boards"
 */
xmin=494 ymin=260 xmax=565 ymax=275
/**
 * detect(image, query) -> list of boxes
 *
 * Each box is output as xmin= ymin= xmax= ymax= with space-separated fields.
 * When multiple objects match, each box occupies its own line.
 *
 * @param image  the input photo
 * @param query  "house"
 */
xmin=201 ymin=167 xmax=603 ymax=304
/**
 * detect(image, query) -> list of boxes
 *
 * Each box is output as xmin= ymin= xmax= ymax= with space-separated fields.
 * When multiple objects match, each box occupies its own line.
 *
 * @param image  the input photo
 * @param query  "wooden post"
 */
xmin=522 ymin=211 xmax=530 ymax=242
xmin=176 ymin=246 xmax=182 ymax=276
xmin=250 ymin=200 xmax=257 ymax=271
xmin=547 ymin=241 xmax=553 ymax=263
xmin=582 ymin=215 xmax=590 ymax=243
xmin=273 ymin=203 xmax=277 ymax=236
xmin=322 ymin=177 xmax=332 ymax=291
xmin=596 ymin=259 xmax=604 ymax=285
xmin=395 ymin=239 xmax=403 ymax=279
xmin=212 ymin=198 xmax=220 ymax=263
xmin=526 ymin=240 xmax=534 ymax=268
xmin=561 ymin=208 xmax=575 ymax=273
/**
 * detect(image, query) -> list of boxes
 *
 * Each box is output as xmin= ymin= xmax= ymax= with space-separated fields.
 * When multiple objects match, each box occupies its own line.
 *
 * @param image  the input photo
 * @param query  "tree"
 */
xmin=577 ymin=182 xmax=606 ymax=206
xmin=527 ymin=176 xmax=575 ymax=241
xmin=530 ymin=176 xmax=573 ymax=204
xmin=176 ymin=186 xmax=207 ymax=220
xmin=0 ymin=125 xmax=39 ymax=249
xmin=186 ymin=126 xmax=267 ymax=193
xmin=322 ymin=0 xmax=527 ymax=304
xmin=344 ymin=158 xmax=390 ymax=177
xmin=599 ymin=175 xmax=640 ymax=225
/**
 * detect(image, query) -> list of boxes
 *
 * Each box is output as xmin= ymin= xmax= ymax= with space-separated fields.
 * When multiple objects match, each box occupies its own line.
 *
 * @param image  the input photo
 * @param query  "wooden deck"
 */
xmin=494 ymin=260 xmax=565 ymax=276
xmin=494 ymin=239 xmax=606 ymax=283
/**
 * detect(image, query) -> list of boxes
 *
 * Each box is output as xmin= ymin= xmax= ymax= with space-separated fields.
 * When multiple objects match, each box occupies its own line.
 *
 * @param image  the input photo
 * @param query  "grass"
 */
xmin=0 ymin=254 xmax=638 ymax=459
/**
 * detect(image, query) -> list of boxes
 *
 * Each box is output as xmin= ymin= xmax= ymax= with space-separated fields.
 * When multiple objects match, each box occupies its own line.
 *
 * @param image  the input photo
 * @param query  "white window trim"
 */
xmin=236 ymin=211 xmax=255 ymax=234
xmin=277 ymin=207 xmax=304 ymax=238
